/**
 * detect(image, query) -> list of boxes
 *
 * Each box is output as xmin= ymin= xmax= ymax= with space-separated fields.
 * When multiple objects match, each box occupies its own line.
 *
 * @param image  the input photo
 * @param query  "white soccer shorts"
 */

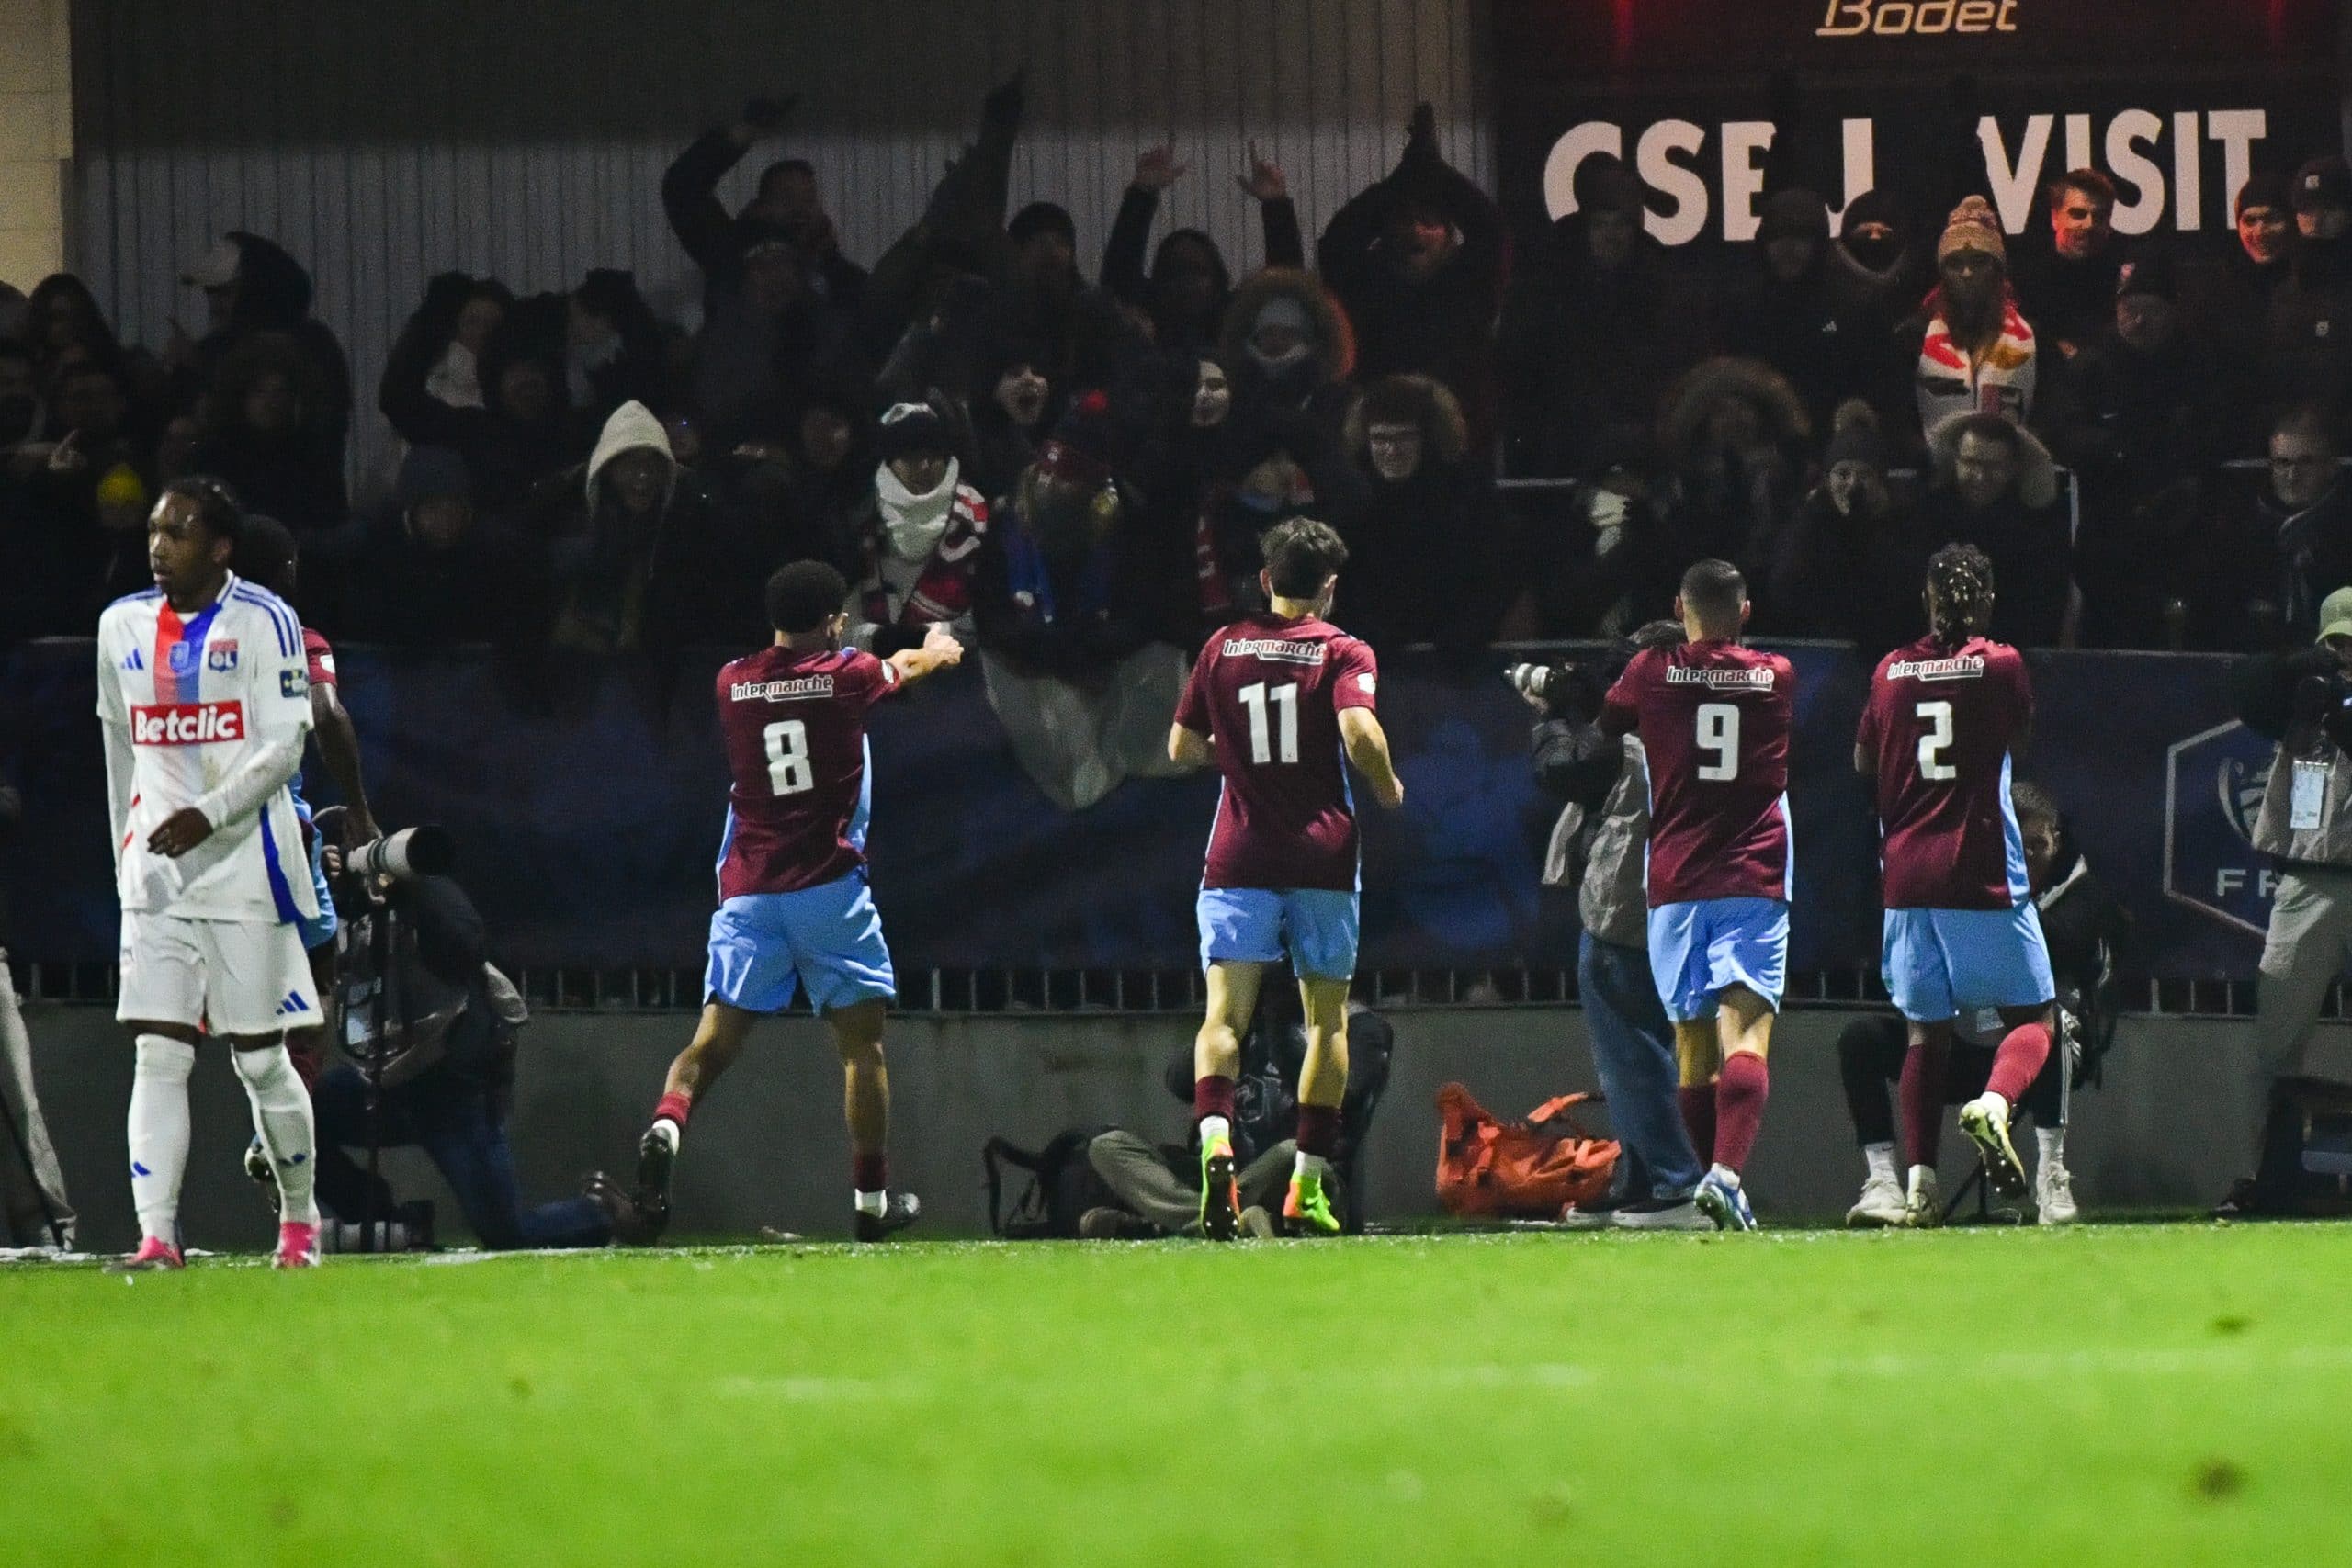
xmin=117 ymin=912 xmax=321 ymax=1037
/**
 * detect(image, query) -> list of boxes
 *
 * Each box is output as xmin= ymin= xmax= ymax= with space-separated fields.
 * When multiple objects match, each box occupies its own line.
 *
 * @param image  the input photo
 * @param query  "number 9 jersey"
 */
xmin=1600 ymin=639 xmax=1796 ymax=908
xmin=713 ymin=644 xmax=902 ymax=900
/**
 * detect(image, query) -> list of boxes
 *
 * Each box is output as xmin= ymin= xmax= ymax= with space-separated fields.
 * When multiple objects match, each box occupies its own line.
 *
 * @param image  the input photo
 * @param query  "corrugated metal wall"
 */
xmin=67 ymin=0 xmax=1490 ymax=486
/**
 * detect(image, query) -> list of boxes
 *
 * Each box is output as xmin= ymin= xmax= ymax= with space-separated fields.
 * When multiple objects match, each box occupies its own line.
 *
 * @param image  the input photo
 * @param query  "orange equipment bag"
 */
xmin=1434 ymin=1083 xmax=1619 ymax=1218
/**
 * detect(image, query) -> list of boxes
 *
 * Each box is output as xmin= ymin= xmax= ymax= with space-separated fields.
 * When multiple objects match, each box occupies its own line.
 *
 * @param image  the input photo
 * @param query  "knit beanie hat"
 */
xmin=2236 ymin=171 xmax=2294 ymax=220
xmin=1035 ymin=388 xmax=1117 ymax=486
xmin=1758 ymin=188 xmax=1830 ymax=244
xmin=1839 ymin=188 xmax=1905 ymax=239
xmin=1824 ymin=400 xmax=1887 ymax=472
xmin=1936 ymin=196 xmax=2007 ymax=266
xmin=1573 ymin=156 xmax=1646 ymax=217
xmin=876 ymin=401 xmax=951 ymax=463
xmin=1009 ymin=201 xmax=1078 ymax=249
xmin=2115 ymin=246 xmax=2177 ymax=302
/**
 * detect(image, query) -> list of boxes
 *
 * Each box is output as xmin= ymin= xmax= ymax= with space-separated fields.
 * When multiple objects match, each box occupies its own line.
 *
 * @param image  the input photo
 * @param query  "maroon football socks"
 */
xmin=1985 ymin=1021 xmax=2052 ymax=1105
xmin=1712 ymin=1053 xmax=1770 ymax=1174
xmin=653 ymin=1091 xmax=693 ymax=1131
xmin=1193 ymin=1075 xmax=1237 ymax=1127
xmin=1295 ymin=1103 xmax=1340 ymax=1160
xmin=1899 ymin=1039 xmax=1949 ymax=1168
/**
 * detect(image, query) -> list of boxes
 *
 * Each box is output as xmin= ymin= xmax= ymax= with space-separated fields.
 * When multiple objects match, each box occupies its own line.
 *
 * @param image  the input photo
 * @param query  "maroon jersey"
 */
xmin=713 ymin=645 xmax=901 ymax=899
xmin=1858 ymin=636 xmax=2034 ymax=909
xmin=1175 ymin=612 xmax=1378 ymax=891
xmin=1600 ymin=639 xmax=1795 ymax=907
xmin=301 ymin=626 xmax=337 ymax=689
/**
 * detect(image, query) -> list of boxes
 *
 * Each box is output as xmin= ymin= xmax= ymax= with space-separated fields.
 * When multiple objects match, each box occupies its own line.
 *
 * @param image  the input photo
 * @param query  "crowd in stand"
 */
xmin=7 ymin=74 xmax=2352 ymax=722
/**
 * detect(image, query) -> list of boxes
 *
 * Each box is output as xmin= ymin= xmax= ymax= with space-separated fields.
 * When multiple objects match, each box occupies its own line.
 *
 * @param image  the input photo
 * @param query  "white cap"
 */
xmin=181 ymin=238 xmax=241 ymax=289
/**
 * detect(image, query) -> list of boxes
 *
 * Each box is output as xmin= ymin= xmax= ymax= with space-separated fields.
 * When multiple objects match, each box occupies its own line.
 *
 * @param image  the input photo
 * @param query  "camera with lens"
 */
xmin=345 ymin=825 xmax=457 ymax=885
xmin=2293 ymin=673 xmax=2352 ymax=755
xmin=1507 ymin=660 xmax=1604 ymax=723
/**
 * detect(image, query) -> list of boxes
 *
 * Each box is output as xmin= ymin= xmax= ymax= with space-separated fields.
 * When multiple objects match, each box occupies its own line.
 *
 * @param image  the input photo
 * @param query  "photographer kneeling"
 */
xmin=2222 ymin=586 xmax=2352 ymax=1214
xmin=300 ymin=814 xmax=641 ymax=1249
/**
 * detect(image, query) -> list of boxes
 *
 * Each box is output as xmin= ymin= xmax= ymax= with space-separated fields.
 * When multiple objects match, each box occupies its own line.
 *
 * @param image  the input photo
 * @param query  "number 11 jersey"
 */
xmin=1857 ymin=635 xmax=2033 ymax=910
xmin=1600 ymin=639 xmax=1795 ymax=908
xmin=1175 ymin=611 xmax=1379 ymax=892
xmin=714 ymin=644 xmax=902 ymax=899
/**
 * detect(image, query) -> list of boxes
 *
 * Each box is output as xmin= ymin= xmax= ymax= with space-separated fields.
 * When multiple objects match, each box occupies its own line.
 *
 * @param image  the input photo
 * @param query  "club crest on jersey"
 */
xmin=206 ymin=638 xmax=239 ymax=672
xmin=1887 ymin=654 xmax=1984 ymax=682
xmin=1664 ymin=665 xmax=1774 ymax=690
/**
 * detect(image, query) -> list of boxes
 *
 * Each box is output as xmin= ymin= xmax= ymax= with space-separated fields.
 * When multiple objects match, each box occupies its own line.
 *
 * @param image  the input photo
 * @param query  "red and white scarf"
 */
xmin=1917 ymin=286 xmax=2037 ymax=431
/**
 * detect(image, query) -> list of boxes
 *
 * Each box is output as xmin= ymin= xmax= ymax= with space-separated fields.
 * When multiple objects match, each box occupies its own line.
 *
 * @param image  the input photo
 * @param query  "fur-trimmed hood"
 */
xmin=1218 ymin=267 xmax=1355 ymax=388
xmin=1657 ymin=355 xmax=1813 ymax=462
xmin=1343 ymin=373 xmax=1468 ymax=467
xmin=1925 ymin=412 xmax=2058 ymax=509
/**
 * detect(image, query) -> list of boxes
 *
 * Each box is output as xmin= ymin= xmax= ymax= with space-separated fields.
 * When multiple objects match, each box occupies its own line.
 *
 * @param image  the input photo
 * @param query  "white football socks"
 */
xmin=128 ymin=1034 xmax=196 ymax=1246
xmin=232 ymin=1044 xmax=321 ymax=1226
xmin=2035 ymin=1126 xmax=2066 ymax=1168
xmin=1862 ymin=1141 xmax=1897 ymax=1185
xmin=1198 ymin=1115 xmax=1231 ymax=1148
xmin=854 ymin=1190 xmax=888 ymax=1217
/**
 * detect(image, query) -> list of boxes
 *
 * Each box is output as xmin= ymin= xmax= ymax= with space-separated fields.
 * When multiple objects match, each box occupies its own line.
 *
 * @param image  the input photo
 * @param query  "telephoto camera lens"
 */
xmin=348 ymin=825 xmax=456 ymax=883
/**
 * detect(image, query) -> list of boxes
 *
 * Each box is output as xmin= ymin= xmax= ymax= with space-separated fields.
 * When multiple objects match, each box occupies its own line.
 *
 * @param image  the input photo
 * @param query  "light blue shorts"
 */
xmin=1646 ymin=897 xmax=1789 ymax=1023
xmin=1882 ymin=903 xmax=2055 ymax=1024
xmin=1196 ymin=886 xmax=1360 ymax=980
xmin=705 ymin=873 xmax=897 ymax=1015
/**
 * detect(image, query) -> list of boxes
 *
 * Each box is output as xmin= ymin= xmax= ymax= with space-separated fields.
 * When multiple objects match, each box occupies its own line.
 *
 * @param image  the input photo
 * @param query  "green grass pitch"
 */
xmin=4 ymin=1224 xmax=2345 ymax=1566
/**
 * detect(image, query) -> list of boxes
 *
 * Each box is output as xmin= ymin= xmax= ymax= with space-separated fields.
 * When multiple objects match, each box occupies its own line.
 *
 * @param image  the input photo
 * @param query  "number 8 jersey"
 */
xmin=1857 ymin=634 xmax=2033 ymax=910
xmin=713 ymin=644 xmax=902 ymax=899
xmin=1175 ymin=611 xmax=1379 ymax=891
xmin=1600 ymin=639 xmax=1795 ymax=908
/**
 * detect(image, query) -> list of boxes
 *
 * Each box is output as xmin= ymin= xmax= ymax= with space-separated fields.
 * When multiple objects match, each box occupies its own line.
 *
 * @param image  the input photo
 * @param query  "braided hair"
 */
xmin=1925 ymin=542 xmax=1995 ymax=648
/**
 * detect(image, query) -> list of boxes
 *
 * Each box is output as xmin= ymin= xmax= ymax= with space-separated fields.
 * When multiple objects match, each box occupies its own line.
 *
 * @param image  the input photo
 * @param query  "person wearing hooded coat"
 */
xmin=1628 ymin=356 xmax=1813 ymax=619
xmin=542 ymin=400 xmax=748 ymax=654
xmin=1317 ymin=104 xmax=1506 ymax=447
xmin=1336 ymin=373 xmax=1505 ymax=657
xmin=348 ymin=445 xmax=537 ymax=648
xmin=382 ymin=293 xmax=586 ymax=515
xmin=1917 ymin=410 xmax=2074 ymax=648
xmin=844 ymin=401 xmax=989 ymax=655
xmin=973 ymin=390 xmax=1190 ymax=813
xmin=1099 ymin=142 xmax=1306 ymax=355
xmin=1498 ymin=156 xmax=1707 ymax=479
xmin=181 ymin=232 xmax=353 ymax=461
xmin=1765 ymin=400 xmax=1928 ymax=654
xmin=1722 ymin=188 xmax=1880 ymax=434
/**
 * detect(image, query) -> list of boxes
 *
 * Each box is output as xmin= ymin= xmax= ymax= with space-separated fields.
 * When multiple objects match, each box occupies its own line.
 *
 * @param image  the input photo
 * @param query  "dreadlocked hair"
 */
xmin=1926 ymin=542 xmax=1995 ymax=647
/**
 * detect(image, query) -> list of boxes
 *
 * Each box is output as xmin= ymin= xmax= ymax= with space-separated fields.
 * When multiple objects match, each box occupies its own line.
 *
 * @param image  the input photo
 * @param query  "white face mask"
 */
xmin=876 ymin=457 xmax=961 ymax=559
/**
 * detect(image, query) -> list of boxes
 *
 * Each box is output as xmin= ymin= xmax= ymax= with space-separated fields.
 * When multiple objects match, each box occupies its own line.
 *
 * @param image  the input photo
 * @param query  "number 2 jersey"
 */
xmin=712 ymin=644 xmax=903 ymax=901
xmin=1857 ymin=635 xmax=2033 ymax=910
xmin=1175 ymin=612 xmax=1379 ymax=891
xmin=1600 ymin=639 xmax=1795 ymax=908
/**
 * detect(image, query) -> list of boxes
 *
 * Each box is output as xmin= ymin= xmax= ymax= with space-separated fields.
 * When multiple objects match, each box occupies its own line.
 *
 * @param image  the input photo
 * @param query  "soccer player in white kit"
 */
xmin=96 ymin=477 xmax=327 ymax=1269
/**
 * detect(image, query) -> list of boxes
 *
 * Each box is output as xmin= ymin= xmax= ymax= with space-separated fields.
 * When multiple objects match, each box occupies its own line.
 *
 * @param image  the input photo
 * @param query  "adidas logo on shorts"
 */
xmin=275 ymin=991 xmax=311 ymax=1017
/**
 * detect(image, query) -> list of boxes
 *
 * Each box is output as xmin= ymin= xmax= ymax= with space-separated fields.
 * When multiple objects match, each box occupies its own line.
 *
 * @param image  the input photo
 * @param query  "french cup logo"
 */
xmin=2165 ymin=721 xmax=2279 ymax=936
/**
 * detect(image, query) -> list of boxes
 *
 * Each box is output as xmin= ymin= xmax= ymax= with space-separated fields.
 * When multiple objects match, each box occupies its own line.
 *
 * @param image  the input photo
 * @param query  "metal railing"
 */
xmin=8 ymin=960 xmax=2306 ymax=1021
